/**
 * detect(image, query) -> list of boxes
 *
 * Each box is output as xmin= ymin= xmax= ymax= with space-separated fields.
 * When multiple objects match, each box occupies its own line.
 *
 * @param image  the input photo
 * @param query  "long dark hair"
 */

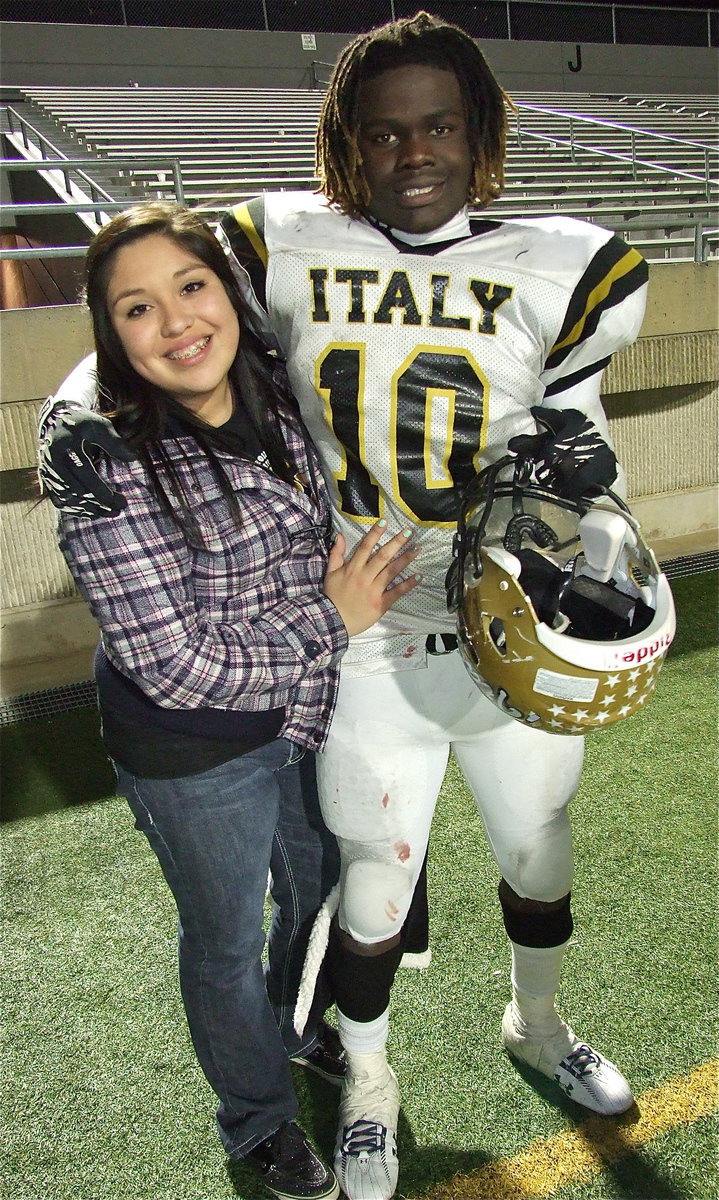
xmin=317 ymin=10 xmax=513 ymax=217
xmin=85 ymin=201 xmax=303 ymax=538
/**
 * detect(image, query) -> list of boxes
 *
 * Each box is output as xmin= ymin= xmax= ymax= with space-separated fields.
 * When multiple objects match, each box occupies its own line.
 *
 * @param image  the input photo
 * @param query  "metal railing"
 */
xmin=1 ymin=105 xmax=184 ymax=261
xmin=513 ymin=104 xmax=717 ymax=198
xmin=594 ymin=214 xmax=719 ymax=262
xmin=310 ymin=61 xmax=334 ymax=90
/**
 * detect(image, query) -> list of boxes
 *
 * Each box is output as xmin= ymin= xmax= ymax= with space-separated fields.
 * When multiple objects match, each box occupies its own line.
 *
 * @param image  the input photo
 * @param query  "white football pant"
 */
xmin=317 ymin=650 xmax=584 ymax=945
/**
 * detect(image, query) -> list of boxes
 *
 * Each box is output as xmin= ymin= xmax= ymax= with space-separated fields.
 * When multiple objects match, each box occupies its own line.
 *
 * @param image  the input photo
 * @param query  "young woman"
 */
xmin=51 ymin=201 xmax=421 ymax=1200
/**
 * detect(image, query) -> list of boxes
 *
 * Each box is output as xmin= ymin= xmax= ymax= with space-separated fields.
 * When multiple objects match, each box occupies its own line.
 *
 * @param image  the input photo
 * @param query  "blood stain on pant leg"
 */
xmin=394 ymin=841 xmax=410 ymax=862
xmin=385 ymin=900 xmax=399 ymax=921
xmin=381 ymin=793 xmax=390 ymax=808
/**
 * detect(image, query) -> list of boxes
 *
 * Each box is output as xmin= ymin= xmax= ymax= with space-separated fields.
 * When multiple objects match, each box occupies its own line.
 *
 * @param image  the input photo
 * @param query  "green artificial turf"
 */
xmin=2 ymin=571 xmax=717 ymax=1200
xmin=1 ymin=702 xmax=116 ymax=821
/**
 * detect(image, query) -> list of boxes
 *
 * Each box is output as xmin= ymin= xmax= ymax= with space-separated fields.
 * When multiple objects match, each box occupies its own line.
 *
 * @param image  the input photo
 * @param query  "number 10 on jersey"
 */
xmin=316 ymin=343 xmax=488 ymax=526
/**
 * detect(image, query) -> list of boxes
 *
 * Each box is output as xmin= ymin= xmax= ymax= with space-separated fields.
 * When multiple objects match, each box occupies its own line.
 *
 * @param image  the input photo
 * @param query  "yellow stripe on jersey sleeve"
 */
xmin=549 ymin=245 xmax=645 ymax=358
xmin=229 ymin=201 xmax=268 ymax=268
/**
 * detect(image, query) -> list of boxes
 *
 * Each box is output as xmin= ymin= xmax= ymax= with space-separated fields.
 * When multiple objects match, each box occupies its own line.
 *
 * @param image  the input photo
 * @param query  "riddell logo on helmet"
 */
xmin=615 ymin=632 xmax=674 ymax=666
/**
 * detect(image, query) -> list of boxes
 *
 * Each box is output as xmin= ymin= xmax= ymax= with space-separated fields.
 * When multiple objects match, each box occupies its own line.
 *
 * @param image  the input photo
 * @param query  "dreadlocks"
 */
xmin=317 ymin=10 xmax=513 ymax=217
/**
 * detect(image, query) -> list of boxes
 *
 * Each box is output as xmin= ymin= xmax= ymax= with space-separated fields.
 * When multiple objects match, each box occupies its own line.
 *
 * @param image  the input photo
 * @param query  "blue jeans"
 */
xmin=115 ymin=739 xmax=340 ymax=1157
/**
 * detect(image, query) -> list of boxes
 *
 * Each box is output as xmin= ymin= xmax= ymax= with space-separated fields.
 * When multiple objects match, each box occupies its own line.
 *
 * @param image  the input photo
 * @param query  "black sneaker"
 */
xmin=245 ymin=1121 xmax=339 ymax=1200
xmin=290 ymin=1021 xmax=347 ymax=1086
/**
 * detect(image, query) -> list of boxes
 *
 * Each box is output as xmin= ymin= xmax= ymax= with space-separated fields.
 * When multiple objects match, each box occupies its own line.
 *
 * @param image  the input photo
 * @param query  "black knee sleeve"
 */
xmin=499 ymin=884 xmax=574 ymax=948
xmin=326 ymin=923 xmax=404 ymax=1023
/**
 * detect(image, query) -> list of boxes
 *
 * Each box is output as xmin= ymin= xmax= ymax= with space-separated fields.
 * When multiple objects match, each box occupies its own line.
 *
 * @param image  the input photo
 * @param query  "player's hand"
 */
xmin=323 ymin=521 xmax=421 ymax=637
xmin=507 ymin=406 xmax=617 ymax=501
xmin=38 ymin=400 xmax=138 ymax=517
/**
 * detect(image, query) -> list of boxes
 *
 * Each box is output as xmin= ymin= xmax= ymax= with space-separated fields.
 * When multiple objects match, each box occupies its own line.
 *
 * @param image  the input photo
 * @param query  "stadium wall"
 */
xmin=1 ymin=262 xmax=717 ymax=696
xmin=1 ymin=20 xmax=717 ymax=94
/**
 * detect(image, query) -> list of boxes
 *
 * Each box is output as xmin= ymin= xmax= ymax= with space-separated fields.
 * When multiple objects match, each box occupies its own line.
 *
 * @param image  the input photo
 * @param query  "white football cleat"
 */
xmin=334 ymin=1051 xmax=400 ymax=1200
xmin=502 ymin=1001 xmax=634 ymax=1116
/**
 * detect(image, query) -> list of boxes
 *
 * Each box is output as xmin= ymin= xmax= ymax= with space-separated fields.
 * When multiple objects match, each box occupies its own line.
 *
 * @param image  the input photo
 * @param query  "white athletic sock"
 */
xmin=510 ymin=940 xmax=569 ymax=1035
xmin=336 ymin=1006 xmax=390 ymax=1057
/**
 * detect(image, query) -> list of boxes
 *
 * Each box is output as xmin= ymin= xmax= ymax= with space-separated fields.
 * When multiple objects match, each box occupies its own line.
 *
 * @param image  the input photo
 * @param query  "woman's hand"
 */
xmin=323 ymin=521 xmax=421 ymax=637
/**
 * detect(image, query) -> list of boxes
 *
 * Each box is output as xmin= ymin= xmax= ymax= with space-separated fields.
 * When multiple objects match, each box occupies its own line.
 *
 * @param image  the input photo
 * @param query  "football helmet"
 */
xmin=446 ymin=455 xmax=675 ymax=734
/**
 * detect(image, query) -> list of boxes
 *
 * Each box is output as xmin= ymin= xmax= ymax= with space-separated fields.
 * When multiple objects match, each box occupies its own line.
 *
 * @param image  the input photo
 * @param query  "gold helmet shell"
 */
xmin=447 ymin=457 xmax=676 ymax=734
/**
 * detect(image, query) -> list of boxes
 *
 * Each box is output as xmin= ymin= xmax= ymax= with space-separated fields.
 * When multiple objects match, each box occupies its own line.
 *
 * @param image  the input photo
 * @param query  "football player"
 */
xmin=38 ymin=12 xmax=648 ymax=1199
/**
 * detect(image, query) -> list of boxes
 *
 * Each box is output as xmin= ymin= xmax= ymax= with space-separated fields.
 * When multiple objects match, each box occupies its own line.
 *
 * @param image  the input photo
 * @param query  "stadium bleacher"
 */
xmin=4 ymin=85 xmax=718 ymax=261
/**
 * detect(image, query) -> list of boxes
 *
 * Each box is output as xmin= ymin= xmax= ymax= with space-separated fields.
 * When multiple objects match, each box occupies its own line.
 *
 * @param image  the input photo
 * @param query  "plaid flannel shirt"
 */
xmin=58 ymin=422 xmax=348 ymax=752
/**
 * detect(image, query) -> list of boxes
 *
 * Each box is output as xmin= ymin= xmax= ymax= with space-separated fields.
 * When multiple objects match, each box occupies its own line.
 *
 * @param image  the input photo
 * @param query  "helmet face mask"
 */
xmin=447 ymin=456 xmax=676 ymax=734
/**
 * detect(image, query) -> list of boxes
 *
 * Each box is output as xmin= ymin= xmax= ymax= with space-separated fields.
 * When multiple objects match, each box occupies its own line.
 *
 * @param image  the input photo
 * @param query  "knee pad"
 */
xmin=340 ymin=859 xmax=413 ymax=944
xmin=497 ymin=811 xmax=574 ymax=903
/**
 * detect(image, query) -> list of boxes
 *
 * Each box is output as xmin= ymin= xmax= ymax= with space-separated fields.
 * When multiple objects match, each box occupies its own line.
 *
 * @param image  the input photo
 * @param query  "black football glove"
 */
xmin=507 ymin=406 xmax=617 ymax=501
xmin=38 ymin=398 xmax=138 ymax=518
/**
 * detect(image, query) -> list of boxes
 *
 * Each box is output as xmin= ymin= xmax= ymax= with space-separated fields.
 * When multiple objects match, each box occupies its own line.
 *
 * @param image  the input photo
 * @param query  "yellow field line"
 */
xmin=421 ymin=1059 xmax=718 ymax=1200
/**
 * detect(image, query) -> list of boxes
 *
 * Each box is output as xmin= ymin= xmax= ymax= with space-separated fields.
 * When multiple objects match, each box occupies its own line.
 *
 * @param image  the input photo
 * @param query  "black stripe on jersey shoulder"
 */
xmin=220 ymin=197 xmax=268 ymax=309
xmin=543 ymin=354 xmax=611 ymax=398
xmin=546 ymin=236 xmax=648 ymax=372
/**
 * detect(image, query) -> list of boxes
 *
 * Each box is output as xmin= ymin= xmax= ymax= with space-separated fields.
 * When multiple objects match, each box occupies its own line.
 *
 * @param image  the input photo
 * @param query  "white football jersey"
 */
xmin=219 ymin=193 xmax=647 ymax=642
